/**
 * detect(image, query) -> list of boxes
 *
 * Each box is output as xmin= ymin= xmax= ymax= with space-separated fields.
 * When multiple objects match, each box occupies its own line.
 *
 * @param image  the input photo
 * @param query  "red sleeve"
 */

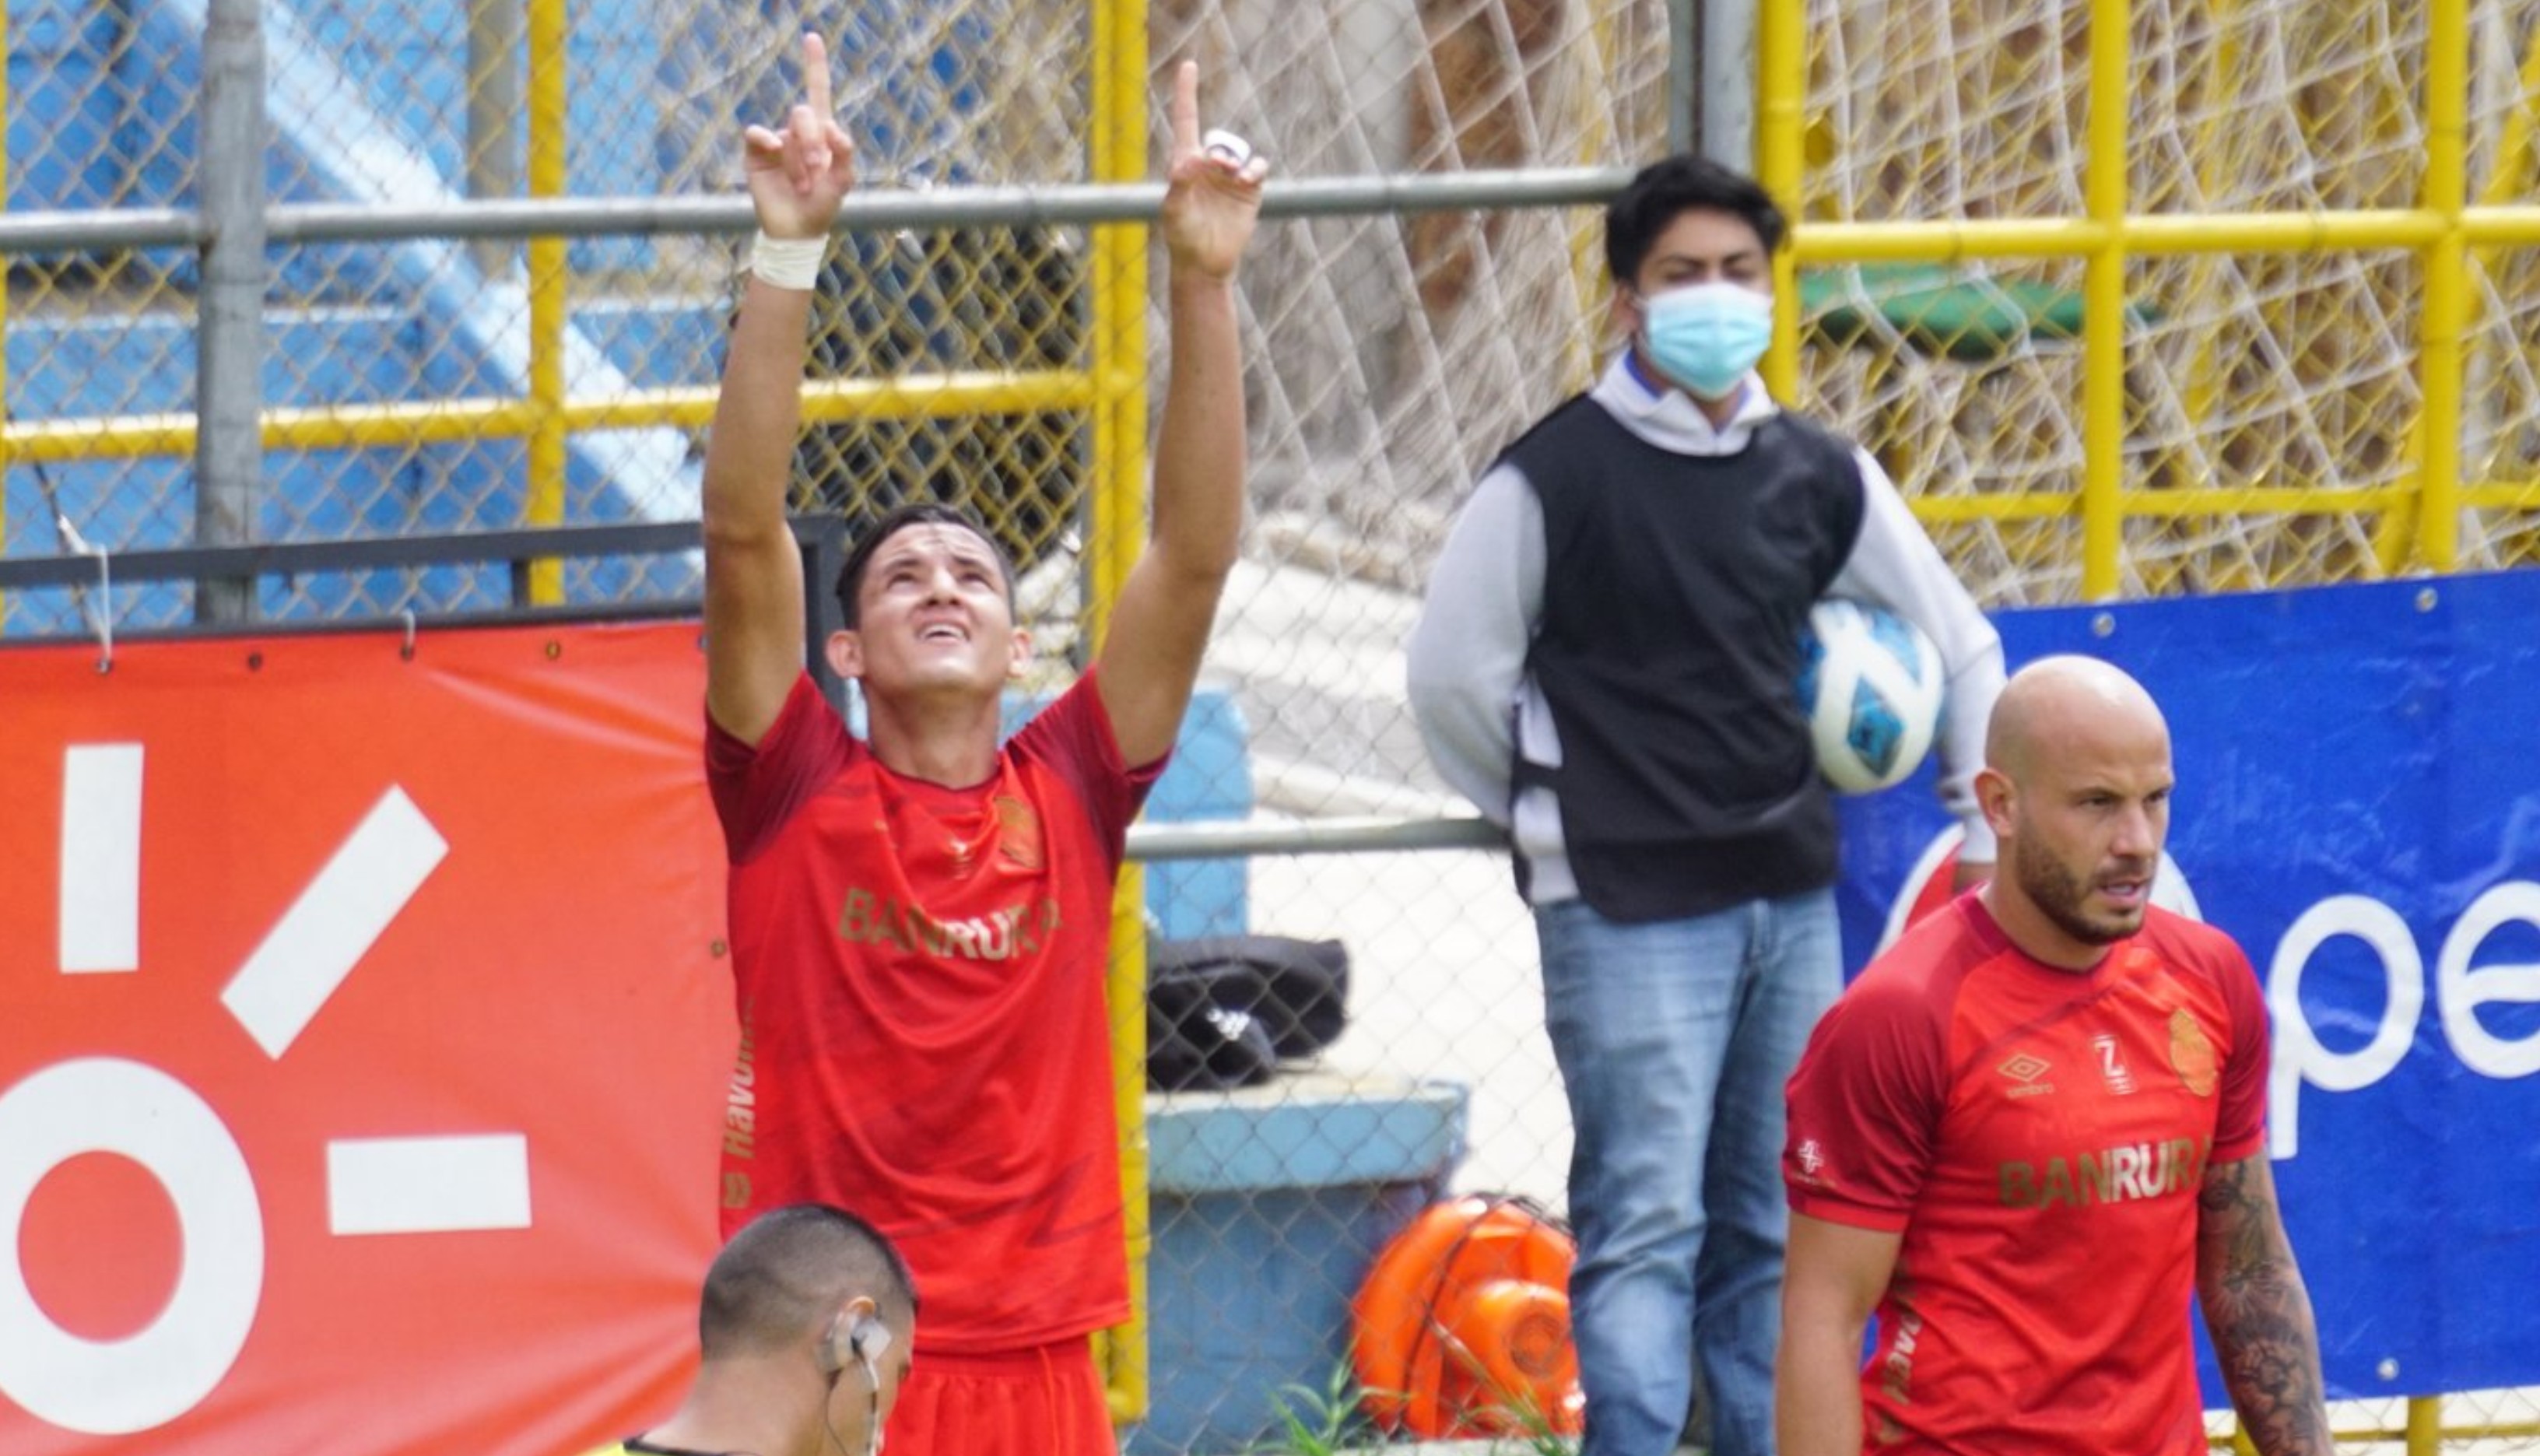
xmin=704 ymin=674 xmax=858 ymax=864
xmin=1784 ymin=967 xmax=1951 ymax=1233
xmin=2208 ymin=933 xmax=2272 ymax=1163
xmin=1005 ymin=670 xmax=1163 ymax=868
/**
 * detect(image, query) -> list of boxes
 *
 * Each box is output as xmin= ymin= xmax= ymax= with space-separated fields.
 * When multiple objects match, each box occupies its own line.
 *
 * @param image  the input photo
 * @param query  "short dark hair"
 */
xmin=697 ymin=1203 xmax=920 ymax=1361
xmin=833 ymin=501 xmax=1019 ymax=630
xmin=1604 ymin=154 xmax=1788 ymax=286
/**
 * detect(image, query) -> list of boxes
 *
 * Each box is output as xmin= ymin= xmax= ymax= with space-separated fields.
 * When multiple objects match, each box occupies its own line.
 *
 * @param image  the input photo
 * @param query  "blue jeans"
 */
xmin=1535 ymin=889 xmax=1841 ymax=1456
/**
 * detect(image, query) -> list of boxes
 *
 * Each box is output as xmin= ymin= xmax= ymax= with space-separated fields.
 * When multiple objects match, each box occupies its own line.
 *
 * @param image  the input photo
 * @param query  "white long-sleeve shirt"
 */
xmin=1405 ymin=353 xmax=2005 ymax=907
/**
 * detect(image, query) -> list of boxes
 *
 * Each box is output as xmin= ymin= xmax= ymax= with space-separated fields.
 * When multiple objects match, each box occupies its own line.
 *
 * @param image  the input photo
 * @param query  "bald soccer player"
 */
xmin=1777 ymin=656 xmax=2331 ymax=1456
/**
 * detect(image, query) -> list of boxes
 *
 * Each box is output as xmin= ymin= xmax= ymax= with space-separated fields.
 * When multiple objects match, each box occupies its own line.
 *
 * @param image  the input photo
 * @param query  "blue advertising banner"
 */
xmin=1832 ymin=569 xmax=2540 ymax=1402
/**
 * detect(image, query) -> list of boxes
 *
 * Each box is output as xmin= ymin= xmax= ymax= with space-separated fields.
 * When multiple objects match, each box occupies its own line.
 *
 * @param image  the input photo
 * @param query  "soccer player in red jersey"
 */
xmin=696 ymin=33 xmax=1265 ymax=1456
xmin=1777 ymin=656 xmax=2331 ymax=1456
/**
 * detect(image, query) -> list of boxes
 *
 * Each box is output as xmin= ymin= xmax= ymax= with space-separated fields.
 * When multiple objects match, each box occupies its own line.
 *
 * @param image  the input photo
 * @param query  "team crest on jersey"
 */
xmin=993 ymin=793 xmax=1043 ymax=868
xmin=2169 ymin=1007 xmax=2219 ymax=1096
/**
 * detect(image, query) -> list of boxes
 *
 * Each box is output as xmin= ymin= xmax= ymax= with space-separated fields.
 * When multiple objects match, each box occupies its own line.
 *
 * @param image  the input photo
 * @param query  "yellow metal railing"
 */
xmin=1763 ymin=0 xmax=2523 ymax=600
xmin=0 ymin=372 xmax=1100 ymax=462
xmin=1085 ymin=0 xmax=1152 ymax=1424
xmin=1767 ymin=0 xmax=2472 ymax=1448
xmin=523 ymin=0 xmax=568 ymax=604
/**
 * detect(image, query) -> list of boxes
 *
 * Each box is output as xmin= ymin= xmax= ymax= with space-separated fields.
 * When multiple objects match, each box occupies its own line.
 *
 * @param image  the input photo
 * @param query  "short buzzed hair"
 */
xmin=696 ymin=1204 xmax=919 ymax=1361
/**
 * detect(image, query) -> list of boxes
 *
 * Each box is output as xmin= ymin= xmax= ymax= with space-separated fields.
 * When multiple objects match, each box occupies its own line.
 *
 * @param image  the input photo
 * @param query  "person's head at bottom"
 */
xmin=616 ymin=1203 xmax=919 ymax=1456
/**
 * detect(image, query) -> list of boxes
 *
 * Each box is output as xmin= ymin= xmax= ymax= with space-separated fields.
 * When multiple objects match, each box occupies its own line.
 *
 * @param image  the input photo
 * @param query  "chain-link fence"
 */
xmin=8 ymin=0 xmax=2540 ymax=1453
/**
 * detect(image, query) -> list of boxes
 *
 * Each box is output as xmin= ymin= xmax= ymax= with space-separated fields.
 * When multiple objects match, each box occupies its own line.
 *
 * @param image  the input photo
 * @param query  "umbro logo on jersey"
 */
xmin=1998 ymin=1051 xmax=2054 ymax=1099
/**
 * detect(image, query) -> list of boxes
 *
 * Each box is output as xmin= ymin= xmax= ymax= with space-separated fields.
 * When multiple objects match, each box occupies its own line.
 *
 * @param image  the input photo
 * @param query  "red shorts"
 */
xmin=889 ymin=1338 xmax=1111 ymax=1456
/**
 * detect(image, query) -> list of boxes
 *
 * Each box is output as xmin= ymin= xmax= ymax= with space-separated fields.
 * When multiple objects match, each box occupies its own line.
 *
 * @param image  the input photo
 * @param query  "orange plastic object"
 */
xmin=1351 ymin=1195 xmax=1586 ymax=1438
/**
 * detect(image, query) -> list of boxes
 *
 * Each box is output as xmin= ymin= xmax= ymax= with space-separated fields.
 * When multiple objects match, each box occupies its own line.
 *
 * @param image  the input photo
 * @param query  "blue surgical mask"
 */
xmin=1640 ymin=281 xmax=1773 ymax=401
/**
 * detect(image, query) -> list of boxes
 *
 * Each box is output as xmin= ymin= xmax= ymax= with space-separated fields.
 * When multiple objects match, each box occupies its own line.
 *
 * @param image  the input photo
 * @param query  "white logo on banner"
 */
xmin=4 ymin=745 xmax=528 ymax=1435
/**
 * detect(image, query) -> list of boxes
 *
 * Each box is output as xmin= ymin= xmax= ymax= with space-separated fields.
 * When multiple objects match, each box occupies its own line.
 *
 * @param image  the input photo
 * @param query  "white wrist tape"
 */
xmin=749 ymin=232 xmax=826 ymax=291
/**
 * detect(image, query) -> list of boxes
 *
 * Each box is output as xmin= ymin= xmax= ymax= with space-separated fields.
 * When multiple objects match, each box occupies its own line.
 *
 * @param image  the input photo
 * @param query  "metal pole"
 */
xmin=1086 ymin=0 xmax=1151 ymax=1424
xmin=465 ymin=0 xmax=524 ymax=278
xmin=2415 ymin=0 xmax=2469 ymax=574
xmin=1699 ymin=0 xmax=1757 ymax=169
xmin=1668 ymin=0 xmax=1698 ymax=156
xmin=1754 ymin=0 xmax=1802 ymax=403
xmin=2079 ymin=0 xmax=2130 ymax=599
xmin=521 ymin=0 xmax=568 ymax=604
xmin=195 ymin=0 xmax=268 ymax=623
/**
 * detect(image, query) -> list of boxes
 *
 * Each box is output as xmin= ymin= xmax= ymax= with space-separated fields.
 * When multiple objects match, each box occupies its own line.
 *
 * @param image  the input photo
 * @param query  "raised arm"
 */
xmin=1777 ymin=1211 xmax=1900 ymax=1456
xmin=1093 ymin=62 xmax=1268 ymax=767
xmin=2196 ymin=1154 xmax=2333 ymax=1456
xmin=702 ymin=33 xmax=858 ymax=746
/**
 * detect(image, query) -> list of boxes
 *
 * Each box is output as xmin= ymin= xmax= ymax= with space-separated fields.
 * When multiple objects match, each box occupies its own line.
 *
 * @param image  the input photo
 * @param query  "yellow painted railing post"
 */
xmin=2405 ymin=1394 xmax=2443 ymax=1456
xmin=523 ymin=0 xmax=568 ymax=604
xmin=1755 ymin=0 xmax=1805 ymax=403
xmin=1566 ymin=6 xmax=1623 ymax=388
xmin=1086 ymin=0 xmax=1151 ymax=1425
xmin=2413 ymin=0 xmax=2469 ymax=574
xmin=2080 ymin=0 xmax=2130 ymax=599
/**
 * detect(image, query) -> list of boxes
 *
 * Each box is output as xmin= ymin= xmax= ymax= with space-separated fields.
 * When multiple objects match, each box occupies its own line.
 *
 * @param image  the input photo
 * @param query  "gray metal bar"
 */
xmin=0 ymin=520 xmax=702 ymax=591
xmin=194 ymin=0 xmax=267 ymax=623
xmin=464 ymin=0 xmax=524 ymax=275
xmin=1126 ymin=816 xmax=1504 ymax=861
xmin=1700 ymin=0 xmax=1758 ymax=170
xmin=1670 ymin=0 xmax=1699 ymax=156
xmin=0 ymin=169 xmax=1635 ymax=254
xmin=0 ymin=209 xmax=199 ymax=252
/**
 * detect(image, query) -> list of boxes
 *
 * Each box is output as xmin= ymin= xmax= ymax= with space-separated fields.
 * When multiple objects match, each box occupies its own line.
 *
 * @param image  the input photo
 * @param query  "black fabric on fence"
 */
xmin=1145 ymin=935 xmax=1351 ymax=1092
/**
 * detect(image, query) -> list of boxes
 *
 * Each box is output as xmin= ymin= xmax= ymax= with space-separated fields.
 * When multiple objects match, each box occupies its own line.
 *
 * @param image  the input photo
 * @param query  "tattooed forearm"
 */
xmin=2197 ymin=1156 xmax=2333 ymax=1456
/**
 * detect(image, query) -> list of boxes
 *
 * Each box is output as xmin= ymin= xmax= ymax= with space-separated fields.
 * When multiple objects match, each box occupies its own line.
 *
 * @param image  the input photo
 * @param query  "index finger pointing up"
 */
xmin=1168 ymin=59 xmax=1198 ymax=157
xmin=802 ymin=32 xmax=832 ymax=122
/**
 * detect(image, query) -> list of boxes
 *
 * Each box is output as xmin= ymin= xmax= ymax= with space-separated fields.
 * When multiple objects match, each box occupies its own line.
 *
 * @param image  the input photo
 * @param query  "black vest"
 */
xmin=1506 ymin=397 xmax=1866 ymax=921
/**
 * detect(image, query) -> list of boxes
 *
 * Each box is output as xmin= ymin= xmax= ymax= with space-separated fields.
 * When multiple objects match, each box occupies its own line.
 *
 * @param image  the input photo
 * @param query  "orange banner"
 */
xmin=0 ymin=622 xmax=731 ymax=1456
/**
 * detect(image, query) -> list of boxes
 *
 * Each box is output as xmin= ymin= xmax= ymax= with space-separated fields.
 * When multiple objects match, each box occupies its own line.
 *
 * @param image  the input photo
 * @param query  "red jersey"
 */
xmin=707 ymin=672 xmax=1159 ymax=1353
xmin=1783 ymin=895 xmax=2269 ymax=1454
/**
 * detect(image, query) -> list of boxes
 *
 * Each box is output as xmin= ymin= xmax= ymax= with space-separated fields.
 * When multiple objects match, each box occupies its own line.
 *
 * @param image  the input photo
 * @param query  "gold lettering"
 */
xmin=839 ymin=887 xmax=876 ymax=942
xmin=943 ymin=920 xmax=980 ymax=959
xmin=724 ymin=1030 xmax=758 ymax=1160
xmin=2041 ymin=1157 xmax=2077 ymax=1209
xmin=977 ymin=908 xmax=1015 ymax=961
xmin=2000 ymin=1162 xmax=2037 ymax=1207
xmin=2172 ymin=1137 xmax=2205 ymax=1195
xmin=2107 ymin=1144 xmax=2144 ymax=1201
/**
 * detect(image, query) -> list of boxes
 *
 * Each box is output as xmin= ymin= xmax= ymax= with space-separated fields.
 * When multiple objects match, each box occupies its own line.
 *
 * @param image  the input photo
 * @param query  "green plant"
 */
xmin=1246 ymin=1356 xmax=1580 ymax=1456
xmin=1253 ymin=1360 xmax=1377 ymax=1456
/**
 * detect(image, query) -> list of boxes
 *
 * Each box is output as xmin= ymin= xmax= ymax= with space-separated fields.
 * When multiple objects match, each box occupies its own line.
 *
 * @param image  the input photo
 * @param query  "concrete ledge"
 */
xmin=1149 ymin=1071 xmax=1469 ymax=1195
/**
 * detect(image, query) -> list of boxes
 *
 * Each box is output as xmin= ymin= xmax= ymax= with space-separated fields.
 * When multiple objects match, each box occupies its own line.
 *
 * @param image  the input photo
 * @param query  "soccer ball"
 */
xmin=1797 ymin=598 xmax=1945 ymax=794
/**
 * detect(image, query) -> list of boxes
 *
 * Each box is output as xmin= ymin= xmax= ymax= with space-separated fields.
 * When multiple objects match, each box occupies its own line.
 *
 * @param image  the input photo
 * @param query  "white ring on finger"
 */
xmin=1202 ymin=128 xmax=1254 ymax=167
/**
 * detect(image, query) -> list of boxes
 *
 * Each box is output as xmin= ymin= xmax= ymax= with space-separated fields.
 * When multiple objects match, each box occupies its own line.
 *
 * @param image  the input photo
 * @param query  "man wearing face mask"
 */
xmin=1405 ymin=154 xmax=2005 ymax=1456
